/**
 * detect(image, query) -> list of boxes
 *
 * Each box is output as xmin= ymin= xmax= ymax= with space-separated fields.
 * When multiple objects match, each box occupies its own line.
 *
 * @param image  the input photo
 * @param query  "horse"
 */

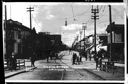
xmin=48 ymin=51 xmax=58 ymax=63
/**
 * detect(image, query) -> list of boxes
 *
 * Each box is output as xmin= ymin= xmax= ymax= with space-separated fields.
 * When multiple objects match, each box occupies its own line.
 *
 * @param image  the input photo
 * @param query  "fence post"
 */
xmin=24 ymin=59 xmax=25 ymax=68
xmin=19 ymin=60 xmax=20 ymax=69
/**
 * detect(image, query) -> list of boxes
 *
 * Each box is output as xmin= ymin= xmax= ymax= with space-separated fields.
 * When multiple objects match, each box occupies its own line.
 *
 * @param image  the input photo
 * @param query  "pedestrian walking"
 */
xmin=88 ymin=51 xmax=92 ymax=61
xmin=72 ymin=53 xmax=77 ymax=65
xmin=79 ymin=55 xmax=82 ymax=63
xmin=30 ymin=52 xmax=36 ymax=67
xmin=76 ymin=55 xmax=80 ymax=65
xmin=93 ymin=52 xmax=99 ymax=70
xmin=84 ymin=51 xmax=87 ymax=61
xmin=79 ymin=51 xmax=82 ymax=63
xmin=97 ymin=49 xmax=104 ymax=70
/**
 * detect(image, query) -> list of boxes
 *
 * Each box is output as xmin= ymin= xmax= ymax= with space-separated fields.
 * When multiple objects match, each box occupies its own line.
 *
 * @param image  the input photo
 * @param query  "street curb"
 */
xmin=5 ymin=67 xmax=36 ymax=79
xmin=61 ymin=60 xmax=106 ymax=80
xmin=5 ymin=70 xmax=26 ymax=79
xmin=83 ymin=69 xmax=106 ymax=80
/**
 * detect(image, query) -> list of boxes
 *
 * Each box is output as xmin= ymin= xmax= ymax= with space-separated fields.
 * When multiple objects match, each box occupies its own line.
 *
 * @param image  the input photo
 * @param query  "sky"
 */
xmin=3 ymin=2 xmax=125 ymax=47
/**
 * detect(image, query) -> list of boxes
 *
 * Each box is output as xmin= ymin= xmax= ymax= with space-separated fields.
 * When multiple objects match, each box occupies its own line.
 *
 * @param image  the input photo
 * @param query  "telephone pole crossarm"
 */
xmin=27 ymin=7 xmax=34 ymax=29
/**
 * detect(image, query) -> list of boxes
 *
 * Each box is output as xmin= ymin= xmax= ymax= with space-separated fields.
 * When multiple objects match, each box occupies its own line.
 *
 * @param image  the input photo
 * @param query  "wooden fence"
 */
xmin=4 ymin=59 xmax=26 ymax=70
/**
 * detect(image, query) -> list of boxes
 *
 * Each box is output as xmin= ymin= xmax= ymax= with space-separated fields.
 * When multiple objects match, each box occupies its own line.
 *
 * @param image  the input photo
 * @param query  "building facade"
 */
xmin=106 ymin=22 xmax=124 ymax=62
xmin=4 ymin=19 xmax=37 ymax=59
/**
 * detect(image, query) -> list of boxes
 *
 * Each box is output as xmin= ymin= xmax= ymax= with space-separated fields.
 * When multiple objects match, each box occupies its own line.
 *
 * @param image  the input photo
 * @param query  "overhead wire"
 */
xmin=71 ymin=5 xmax=124 ymax=45
xmin=84 ymin=5 xmax=104 ymax=26
xmin=97 ymin=6 xmax=107 ymax=24
xmin=72 ymin=5 xmax=100 ymax=45
xmin=31 ymin=14 xmax=41 ymax=29
xmin=71 ymin=4 xmax=76 ymax=21
xmin=97 ymin=5 xmax=124 ymax=25
xmin=30 ymin=5 xmax=43 ymax=29
xmin=63 ymin=6 xmax=91 ymax=22
xmin=75 ymin=7 xmax=91 ymax=18
xmin=99 ymin=5 xmax=103 ymax=12
xmin=111 ymin=7 xmax=124 ymax=20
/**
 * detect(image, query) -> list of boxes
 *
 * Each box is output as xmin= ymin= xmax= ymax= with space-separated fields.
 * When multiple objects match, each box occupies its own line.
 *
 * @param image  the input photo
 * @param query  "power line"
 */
xmin=62 ymin=5 xmax=108 ymax=25
xmin=95 ymin=6 xmax=110 ymax=25
xmin=70 ymin=9 xmax=90 ymax=20
xmin=75 ymin=7 xmax=91 ymax=17
xmin=99 ymin=5 xmax=103 ymax=12
xmin=62 ymin=6 xmax=91 ymax=21
xmin=97 ymin=5 xmax=124 ymax=25
xmin=31 ymin=14 xmax=41 ymax=29
xmin=71 ymin=4 xmax=76 ymax=21
xmin=98 ymin=6 xmax=106 ymax=19
xmin=10 ymin=5 xmax=11 ymax=19
xmin=111 ymin=7 xmax=124 ymax=19
xmin=97 ymin=6 xmax=107 ymax=23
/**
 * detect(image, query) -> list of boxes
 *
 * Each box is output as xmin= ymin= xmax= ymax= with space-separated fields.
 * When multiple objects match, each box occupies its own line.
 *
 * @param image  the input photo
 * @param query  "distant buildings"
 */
xmin=72 ymin=34 xmax=94 ymax=52
xmin=72 ymin=21 xmax=125 ymax=62
xmin=36 ymin=32 xmax=62 ymax=59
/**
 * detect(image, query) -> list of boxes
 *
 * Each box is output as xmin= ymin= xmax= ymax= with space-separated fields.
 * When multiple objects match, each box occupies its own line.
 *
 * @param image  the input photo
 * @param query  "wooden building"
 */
xmin=106 ymin=22 xmax=124 ymax=62
xmin=4 ymin=19 xmax=37 ymax=59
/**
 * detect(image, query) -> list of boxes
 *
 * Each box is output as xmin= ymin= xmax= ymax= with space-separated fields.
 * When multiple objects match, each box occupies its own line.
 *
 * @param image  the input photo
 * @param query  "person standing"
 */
xmin=10 ymin=52 xmax=17 ymax=71
xmin=30 ymin=52 xmax=36 ymax=67
xmin=79 ymin=52 xmax=83 ymax=64
xmin=97 ymin=49 xmax=103 ymax=70
xmin=72 ymin=53 xmax=76 ymax=65
xmin=89 ymin=51 xmax=92 ymax=61
xmin=84 ymin=51 xmax=87 ymax=61
xmin=76 ymin=54 xmax=80 ymax=65
xmin=93 ymin=52 xmax=99 ymax=70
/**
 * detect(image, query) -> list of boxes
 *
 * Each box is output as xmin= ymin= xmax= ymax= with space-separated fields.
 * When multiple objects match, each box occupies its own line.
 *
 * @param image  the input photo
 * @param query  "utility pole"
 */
xmin=4 ymin=5 xmax=7 ymax=59
xmin=109 ymin=5 xmax=112 ymax=61
xmin=4 ymin=5 xmax=7 ymax=30
xmin=4 ymin=5 xmax=7 ymax=31
xmin=82 ymin=23 xmax=87 ymax=52
xmin=80 ymin=30 xmax=82 ymax=50
xmin=27 ymin=7 xmax=34 ymax=29
xmin=91 ymin=5 xmax=99 ymax=55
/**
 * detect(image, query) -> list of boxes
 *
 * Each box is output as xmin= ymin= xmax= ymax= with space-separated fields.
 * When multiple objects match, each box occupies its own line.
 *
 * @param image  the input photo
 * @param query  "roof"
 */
xmin=6 ymin=19 xmax=33 ymax=32
xmin=97 ymin=33 xmax=107 ymax=37
xmin=106 ymin=22 xmax=124 ymax=33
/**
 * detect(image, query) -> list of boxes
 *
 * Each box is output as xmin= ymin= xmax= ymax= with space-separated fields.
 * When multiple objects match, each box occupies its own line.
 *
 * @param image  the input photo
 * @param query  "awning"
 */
xmin=90 ymin=44 xmax=107 ymax=52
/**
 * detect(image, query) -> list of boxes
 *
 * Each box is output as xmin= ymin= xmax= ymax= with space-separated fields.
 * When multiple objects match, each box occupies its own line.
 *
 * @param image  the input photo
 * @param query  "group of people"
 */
xmin=71 ymin=49 xmax=106 ymax=70
xmin=7 ymin=52 xmax=36 ymax=71
xmin=93 ymin=49 xmax=106 ymax=70
xmin=72 ymin=52 xmax=82 ymax=65
xmin=71 ymin=50 xmax=91 ymax=65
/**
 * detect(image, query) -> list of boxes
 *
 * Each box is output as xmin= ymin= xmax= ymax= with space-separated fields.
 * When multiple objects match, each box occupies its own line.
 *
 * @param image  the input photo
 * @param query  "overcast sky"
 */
xmin=3 ymin=2 xmax=125 ymax=47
